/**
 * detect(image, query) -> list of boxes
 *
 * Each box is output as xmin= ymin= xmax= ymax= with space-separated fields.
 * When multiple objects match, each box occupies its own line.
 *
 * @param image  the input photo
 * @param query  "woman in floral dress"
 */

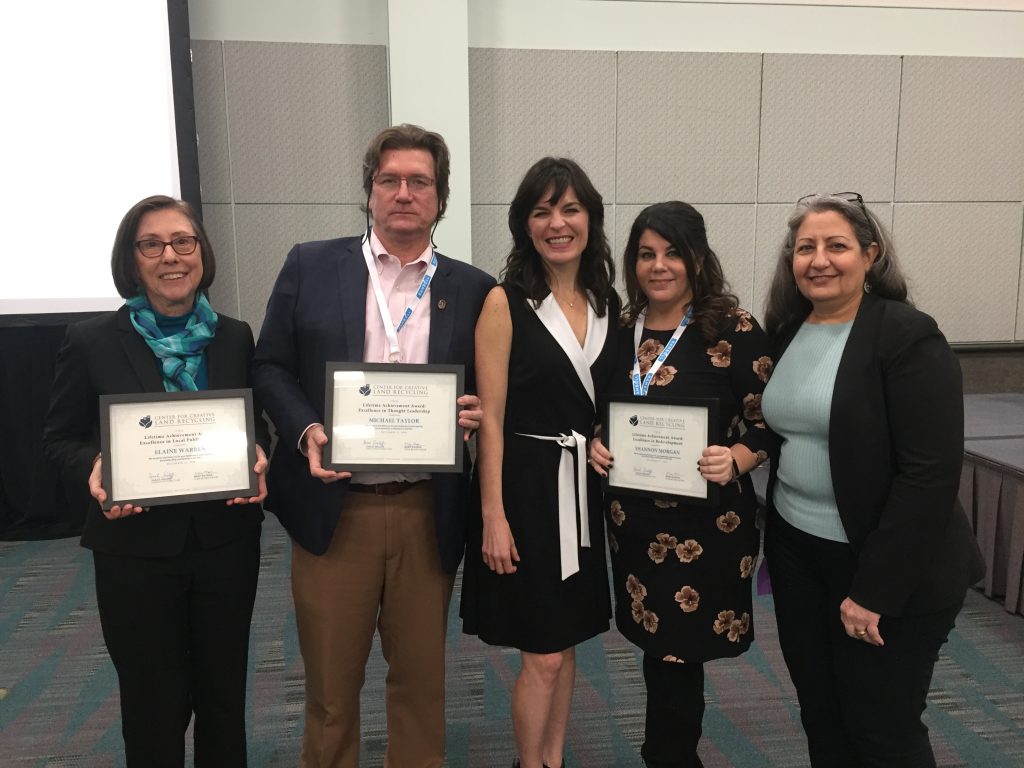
xmin=589 ymin=201 xmax=774 ymax=768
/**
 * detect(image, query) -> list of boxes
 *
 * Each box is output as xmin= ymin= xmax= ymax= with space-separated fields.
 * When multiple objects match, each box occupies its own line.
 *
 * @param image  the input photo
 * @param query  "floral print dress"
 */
xmin=603 ymin=310 xmax=774 ymax=663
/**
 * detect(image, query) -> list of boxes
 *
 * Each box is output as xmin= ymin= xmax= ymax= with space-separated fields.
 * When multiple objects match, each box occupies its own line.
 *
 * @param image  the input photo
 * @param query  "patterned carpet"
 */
xmin=2 ymin=516 xmax=1023 ymax=767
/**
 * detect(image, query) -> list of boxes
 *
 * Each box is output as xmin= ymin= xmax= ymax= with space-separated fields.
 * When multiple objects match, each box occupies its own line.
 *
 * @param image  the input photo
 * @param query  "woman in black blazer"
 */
xmin=760 ymin=193 xmax=984 ymax=768
xmin=43 ymin=195 xmax=269 ymax=767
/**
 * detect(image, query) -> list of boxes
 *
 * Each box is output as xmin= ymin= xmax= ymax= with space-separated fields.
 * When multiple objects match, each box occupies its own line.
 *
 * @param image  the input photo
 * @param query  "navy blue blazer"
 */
xmin=767 ymin=294 xmax=984 ymax=616
xmin=252 ymin=235 xmax=495 ymax=573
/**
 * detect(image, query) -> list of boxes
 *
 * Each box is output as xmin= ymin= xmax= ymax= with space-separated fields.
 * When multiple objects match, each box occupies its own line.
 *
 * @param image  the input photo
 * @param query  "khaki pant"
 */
xmin=291 ymin=483 xmax=454 ymax=768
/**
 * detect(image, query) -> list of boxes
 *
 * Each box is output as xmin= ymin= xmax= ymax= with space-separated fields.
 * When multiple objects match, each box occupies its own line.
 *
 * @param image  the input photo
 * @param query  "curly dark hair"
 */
xmin=622 ymin=201 xmax=739 ymax=343
xmin=110 ymin=195 xmax=215 ymax=299
xmin=763 ymin=194 xmax=908 ymax=339
xmin=502 ymin=157 xmax=616 ymax=316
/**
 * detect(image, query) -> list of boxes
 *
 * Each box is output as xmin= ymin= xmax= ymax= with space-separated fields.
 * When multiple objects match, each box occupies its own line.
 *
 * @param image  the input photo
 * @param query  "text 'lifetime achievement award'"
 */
xmin=324 ymin=362 xmax=464 ymax=473
xmin=603 ymin=395 xmax=718 ymax=505
xmin=99 ymin=389 xmax=258 ymax=508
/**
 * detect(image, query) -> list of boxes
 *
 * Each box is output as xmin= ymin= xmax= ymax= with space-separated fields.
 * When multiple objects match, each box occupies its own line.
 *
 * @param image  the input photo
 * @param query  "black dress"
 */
xmin=603 ymin=310 xmax=774 ymax=662
xmin=461 ymin=284 xmax=619 ymax=653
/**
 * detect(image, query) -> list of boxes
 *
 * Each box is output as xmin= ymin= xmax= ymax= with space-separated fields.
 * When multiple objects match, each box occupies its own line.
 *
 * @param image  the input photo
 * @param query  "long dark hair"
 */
xmin=763 ymin=194 xmax=908 ymax=339
xmin=622 ymin=201 xmax=738 ymax=343
xmin=502 ymin=157 xmax=616 ymax=316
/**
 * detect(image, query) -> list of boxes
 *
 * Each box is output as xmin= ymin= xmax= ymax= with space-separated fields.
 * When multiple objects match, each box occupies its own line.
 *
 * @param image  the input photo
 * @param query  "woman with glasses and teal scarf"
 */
xmin=760 ymin=193 xmax=984 ymax=767
xmin=43 ymin=195 xmax=269 ymax=767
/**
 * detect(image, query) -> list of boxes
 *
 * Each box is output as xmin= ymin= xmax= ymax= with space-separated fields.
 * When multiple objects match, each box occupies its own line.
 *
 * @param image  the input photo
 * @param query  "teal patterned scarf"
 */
xmin=126 ymin=293 xmax=219 ymax=392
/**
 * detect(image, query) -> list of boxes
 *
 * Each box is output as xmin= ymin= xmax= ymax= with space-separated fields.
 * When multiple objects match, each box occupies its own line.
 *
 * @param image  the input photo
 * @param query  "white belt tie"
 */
xmin=516 ymin=429 xmax=591 ymax=580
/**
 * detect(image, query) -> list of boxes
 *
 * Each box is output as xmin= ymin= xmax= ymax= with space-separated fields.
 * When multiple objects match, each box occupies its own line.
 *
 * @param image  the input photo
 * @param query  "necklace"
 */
xmin=558 ymin=292 xmax=581 ymax=309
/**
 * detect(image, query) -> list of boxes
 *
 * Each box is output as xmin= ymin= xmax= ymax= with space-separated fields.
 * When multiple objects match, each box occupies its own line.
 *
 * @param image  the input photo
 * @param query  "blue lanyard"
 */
xmin=394 ymin=253 xmax=436 ymax=335
xmin=361 ymin=231 xmax=437 ymax=362
xmin=631 ymin=305 xmax=693 ymax=396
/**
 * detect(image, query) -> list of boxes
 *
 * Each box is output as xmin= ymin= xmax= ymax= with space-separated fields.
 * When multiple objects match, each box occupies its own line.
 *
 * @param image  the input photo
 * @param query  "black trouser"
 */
xmin=93 ymin=526 xmax=260 ymax=767
xmin=766 ymin=512 xmax=963 ymax=768
xmin=641 ymin=654 xmax=706 ymax=768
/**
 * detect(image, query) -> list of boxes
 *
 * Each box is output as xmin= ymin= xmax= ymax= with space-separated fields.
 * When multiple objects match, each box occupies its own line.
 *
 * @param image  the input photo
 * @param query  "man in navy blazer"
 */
xmin=253 ymin=125 xmax=494 ymax=768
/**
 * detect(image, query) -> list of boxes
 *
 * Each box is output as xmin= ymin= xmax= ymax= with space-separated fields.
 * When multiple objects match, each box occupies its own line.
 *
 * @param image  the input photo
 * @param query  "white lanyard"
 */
xmin=361 ymin=232 xmax=437 ymax=362
xmin=631 ymin=305 xmax=693 ymax=396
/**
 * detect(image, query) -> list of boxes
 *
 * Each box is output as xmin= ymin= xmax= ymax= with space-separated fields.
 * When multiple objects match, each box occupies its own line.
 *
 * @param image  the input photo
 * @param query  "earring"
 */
xmin=863 ymin=280 xmax=872 ymax=294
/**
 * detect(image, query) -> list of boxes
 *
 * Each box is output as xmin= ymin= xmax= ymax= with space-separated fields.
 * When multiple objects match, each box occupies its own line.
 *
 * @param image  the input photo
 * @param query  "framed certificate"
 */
xmin=603 ymin=395 xmax=719 ymax=505
xmin=324 ymin=362 xmax=464 ymax=473
xmin=99 ymin=389 xmax=258 ymax=508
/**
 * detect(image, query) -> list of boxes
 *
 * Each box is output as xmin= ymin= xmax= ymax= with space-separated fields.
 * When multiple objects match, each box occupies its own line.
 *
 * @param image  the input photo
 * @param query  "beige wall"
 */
xmin=189 ymin=0 xmax=1024 ymax=351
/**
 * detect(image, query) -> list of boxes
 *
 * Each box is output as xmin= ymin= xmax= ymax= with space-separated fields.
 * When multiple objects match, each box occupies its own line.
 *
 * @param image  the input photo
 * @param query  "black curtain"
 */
xmin=0 ymin=323 xmax=86 ymax=540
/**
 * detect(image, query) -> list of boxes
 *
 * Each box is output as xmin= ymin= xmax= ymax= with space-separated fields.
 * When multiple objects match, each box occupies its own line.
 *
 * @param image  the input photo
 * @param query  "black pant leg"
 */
xmin=834 ymin=599 xmax=962 ymax=768
xmin=768 ymin=512 xmax=964 ymax=768
xmin=93 ymin=550 xmax=192 ymax=768
xmin=766 ymin=513 xmax=861 ymax=768
xmin=640 ymin=654 xmax=706 ymax=768
xmin=189 ymin=527 xmax=260 ymax=768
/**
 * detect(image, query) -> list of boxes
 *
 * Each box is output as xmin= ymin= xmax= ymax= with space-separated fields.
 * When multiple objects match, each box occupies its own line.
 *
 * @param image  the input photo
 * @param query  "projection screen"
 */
xmin=0 ymin=0 xmax=199 ymax=320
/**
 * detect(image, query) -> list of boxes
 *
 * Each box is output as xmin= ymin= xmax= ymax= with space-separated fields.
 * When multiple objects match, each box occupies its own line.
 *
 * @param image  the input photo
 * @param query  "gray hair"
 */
xmin=763 ymin=194 xmax=909 ymax=337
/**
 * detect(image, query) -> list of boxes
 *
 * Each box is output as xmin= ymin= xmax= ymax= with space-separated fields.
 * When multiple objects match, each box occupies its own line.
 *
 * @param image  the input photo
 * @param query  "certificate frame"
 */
xmin=323 ymin=362 xmax=465 ymax=473
xmin=98 ymin=388 xmax=258 ymax=509
xmin=602 ymin=395 xmax=719 ymax=506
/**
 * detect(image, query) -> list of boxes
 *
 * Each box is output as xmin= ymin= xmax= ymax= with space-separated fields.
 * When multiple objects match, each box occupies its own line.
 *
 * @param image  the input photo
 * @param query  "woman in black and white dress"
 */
xmin=461 ymin=157 xmax=619 ymax=768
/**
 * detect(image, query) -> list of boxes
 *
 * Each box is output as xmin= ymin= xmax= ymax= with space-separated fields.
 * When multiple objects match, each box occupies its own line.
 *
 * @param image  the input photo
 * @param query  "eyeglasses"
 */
xmin=798 ymin=191 xmax=868 ymax=215
xmin=372 ymin=174 xmax=435 ymax=193
xmin=798 ymin=192 xmax=876 ymax=237
xmin=135 ymin=235 xmax=200 ymax=259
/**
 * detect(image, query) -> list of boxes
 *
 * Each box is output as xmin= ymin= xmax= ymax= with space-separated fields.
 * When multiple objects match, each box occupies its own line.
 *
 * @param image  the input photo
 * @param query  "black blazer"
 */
xmin=252 ymin=235 xmax=495 ymax=573
xmin=43 ymin=306 xmax=268 ymax=556
xmin=767 ymin=294 xmax=984 ymax=616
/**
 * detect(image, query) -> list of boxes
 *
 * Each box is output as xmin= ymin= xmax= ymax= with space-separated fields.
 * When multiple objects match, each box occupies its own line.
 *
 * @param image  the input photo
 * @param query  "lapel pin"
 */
xmin=437 ymin=299 xmax=447 ymax=310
